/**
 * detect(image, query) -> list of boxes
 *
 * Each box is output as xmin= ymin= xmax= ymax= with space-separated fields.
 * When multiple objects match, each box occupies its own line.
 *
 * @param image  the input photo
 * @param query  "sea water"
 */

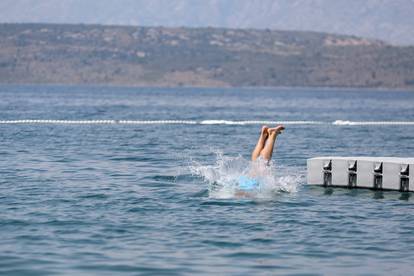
xmin=0 ymin=85 xmax=414 ymax=275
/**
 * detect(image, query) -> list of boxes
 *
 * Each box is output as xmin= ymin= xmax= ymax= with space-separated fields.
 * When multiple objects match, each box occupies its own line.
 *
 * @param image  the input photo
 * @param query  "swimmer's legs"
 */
xmin=259 ymin=125 xmax=285 ymax=162
xmin=251 ymin=126 xmax=269 ymax=161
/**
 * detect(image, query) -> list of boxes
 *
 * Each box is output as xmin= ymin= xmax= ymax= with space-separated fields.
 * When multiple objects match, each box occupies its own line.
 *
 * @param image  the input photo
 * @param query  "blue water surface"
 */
xmin=1 ymin=85 xmax=414 ymax=275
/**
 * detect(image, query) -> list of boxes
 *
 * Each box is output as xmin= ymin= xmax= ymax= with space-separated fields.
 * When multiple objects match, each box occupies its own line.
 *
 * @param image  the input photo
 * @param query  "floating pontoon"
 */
xmin=307 ymin=157 xmax=414 ymax=192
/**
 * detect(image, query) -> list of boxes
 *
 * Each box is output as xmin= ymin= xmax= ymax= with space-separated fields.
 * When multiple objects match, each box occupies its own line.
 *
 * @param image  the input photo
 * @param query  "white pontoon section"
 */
xmin=307 ymin=157 xmax=414 ymax=191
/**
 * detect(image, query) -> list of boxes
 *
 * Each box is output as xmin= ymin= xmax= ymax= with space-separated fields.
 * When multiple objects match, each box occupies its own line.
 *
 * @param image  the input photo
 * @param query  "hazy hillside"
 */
xmin=0 ymin=0 xmax=414 ymax=45
xmin=1 ymin=23 xmax=414 ymax=88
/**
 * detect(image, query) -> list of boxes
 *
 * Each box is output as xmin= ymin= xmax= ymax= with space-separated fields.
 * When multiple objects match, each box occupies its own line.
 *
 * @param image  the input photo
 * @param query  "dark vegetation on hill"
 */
xmin=2 ymin=0 xmax=414 ymax=45
xmin=1 ymin=23 xmax=414 ymax=88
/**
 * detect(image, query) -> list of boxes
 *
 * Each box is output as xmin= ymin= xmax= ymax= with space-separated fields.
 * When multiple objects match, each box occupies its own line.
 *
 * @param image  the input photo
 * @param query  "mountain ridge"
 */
xmin=0 ymin=0 xmax=414 ymax=45
xmin=1 ymin=23 xmax=413 ymax=89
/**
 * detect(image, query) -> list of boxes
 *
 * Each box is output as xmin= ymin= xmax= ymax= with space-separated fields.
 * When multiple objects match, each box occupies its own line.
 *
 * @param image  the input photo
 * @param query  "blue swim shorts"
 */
xmin=238 ymin=175 xmax=259 ymax=191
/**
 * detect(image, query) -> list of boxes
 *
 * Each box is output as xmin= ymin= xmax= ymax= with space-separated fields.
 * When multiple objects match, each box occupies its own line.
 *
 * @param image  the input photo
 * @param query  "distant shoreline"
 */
xmin=1 ymin=23 xmax=413 ymax=90
xmin=2 ymin=82 xmax=413 ymax=93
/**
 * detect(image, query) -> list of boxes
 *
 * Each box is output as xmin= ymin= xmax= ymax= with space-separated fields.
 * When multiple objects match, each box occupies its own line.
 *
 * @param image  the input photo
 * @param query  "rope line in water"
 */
xmin=333 ymin=120 xmax=414 ymax=126
xmin=199 ymin=120 xmax=323 ymax=125
xmin=0 ymin=120 xmax=197 ymax=125
xmin=0 ymin=119 xmax=413 ymax=126
xmin=0 ymin=120 xmax=323 ymax=125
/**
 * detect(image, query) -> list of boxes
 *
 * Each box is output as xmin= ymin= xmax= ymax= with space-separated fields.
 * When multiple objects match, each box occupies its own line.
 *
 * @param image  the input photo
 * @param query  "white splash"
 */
xmin=189 ymin=151 xmax=302 ymax=199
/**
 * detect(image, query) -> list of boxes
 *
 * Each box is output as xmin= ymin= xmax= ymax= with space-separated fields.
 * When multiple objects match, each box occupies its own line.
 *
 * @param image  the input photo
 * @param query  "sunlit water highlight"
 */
xmin=0 ymin=85 xmax=414 ymax=275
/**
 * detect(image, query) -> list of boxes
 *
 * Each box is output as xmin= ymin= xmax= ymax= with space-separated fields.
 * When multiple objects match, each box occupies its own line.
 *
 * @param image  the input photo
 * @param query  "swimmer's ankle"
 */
xmin=261 ymin=125 xmax=269 ymax=137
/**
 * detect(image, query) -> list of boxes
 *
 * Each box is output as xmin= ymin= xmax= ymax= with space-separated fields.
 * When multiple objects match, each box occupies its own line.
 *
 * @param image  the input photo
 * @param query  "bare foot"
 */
xmin=268 ymin=125 xmax=285 ymax=136
xmin=261 ymin=125 xmax=269 ymax=138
